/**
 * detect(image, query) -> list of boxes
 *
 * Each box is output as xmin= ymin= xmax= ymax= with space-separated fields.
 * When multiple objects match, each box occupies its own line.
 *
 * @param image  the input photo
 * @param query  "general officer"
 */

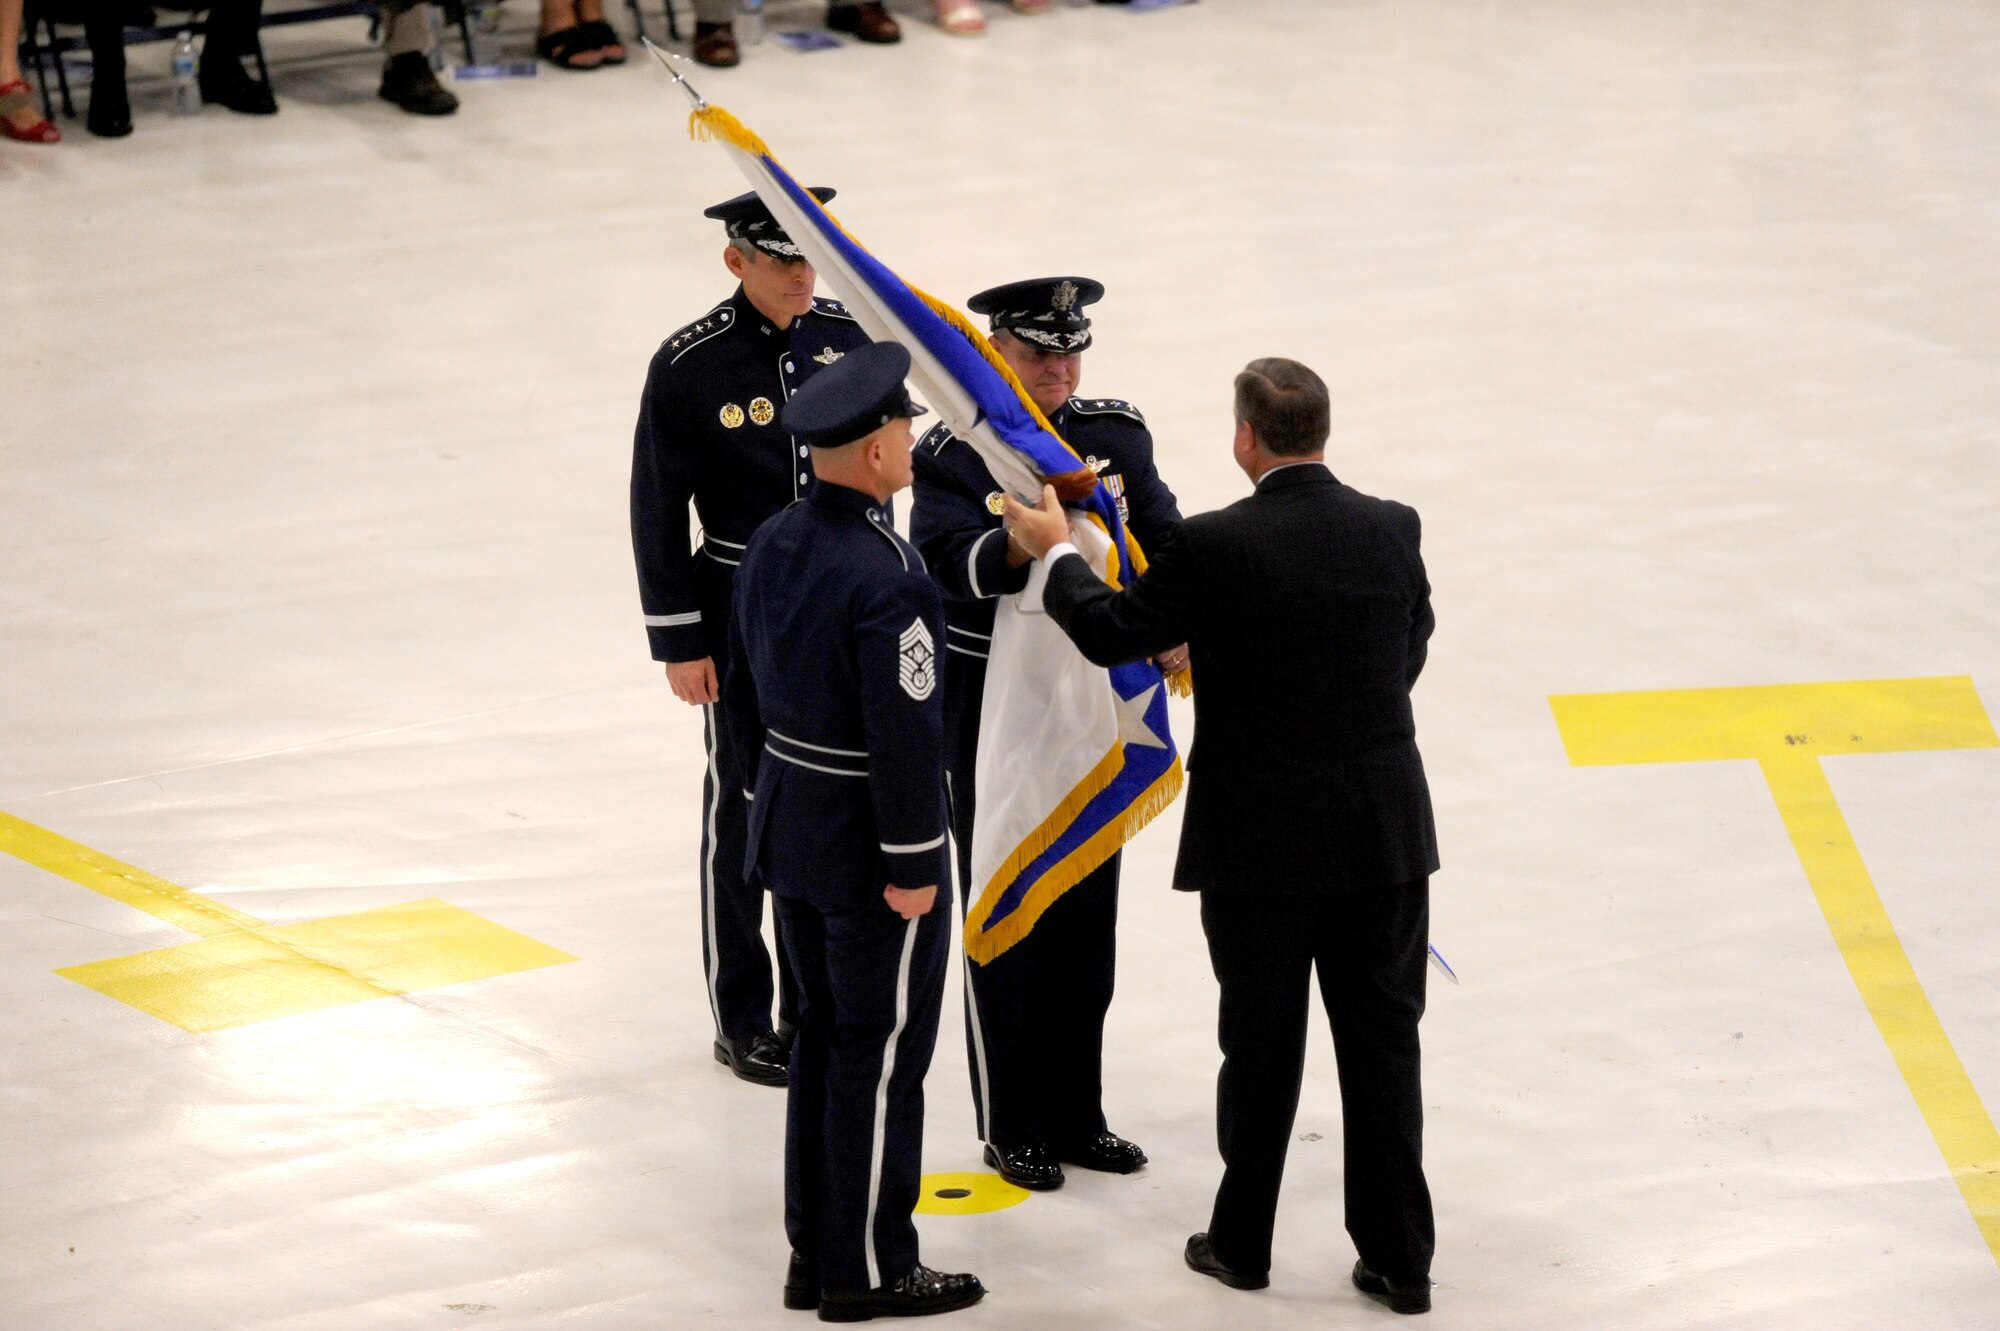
xmin=629 ymin=188 xmax=871 ymax=1087
xmin=908 ymin=276 xmax=1183 ymax=1191
xmin=1006 ymin=357 xmax=1438 ymax=1314
xmin=722 ymin=341 xmax=985 ymax=1322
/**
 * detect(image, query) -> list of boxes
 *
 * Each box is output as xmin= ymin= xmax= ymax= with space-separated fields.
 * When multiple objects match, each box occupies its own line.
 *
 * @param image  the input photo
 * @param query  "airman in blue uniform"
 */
xmin=724 ymin=341 xmax=984 ymax=1321
xmin=629 ymin=189 xmax=872 ymax=1087
xmin=909 ymin=276 xmax=1184 ymax=1191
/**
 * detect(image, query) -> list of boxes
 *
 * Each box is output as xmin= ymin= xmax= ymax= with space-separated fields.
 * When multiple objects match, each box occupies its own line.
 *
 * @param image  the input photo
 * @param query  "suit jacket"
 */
xmin=1042 ymin=462 xmax=1437 ymax=897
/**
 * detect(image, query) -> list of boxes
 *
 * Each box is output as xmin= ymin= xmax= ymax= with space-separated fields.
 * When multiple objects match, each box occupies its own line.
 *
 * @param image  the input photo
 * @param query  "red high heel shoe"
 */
xmin=2 ymin=79 xmax=61 ymax=144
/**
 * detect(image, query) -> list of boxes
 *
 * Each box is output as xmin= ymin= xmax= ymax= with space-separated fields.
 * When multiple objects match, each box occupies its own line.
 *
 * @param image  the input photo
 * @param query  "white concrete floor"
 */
xmin=5 ymin=1 xmax=1999 ymax=1327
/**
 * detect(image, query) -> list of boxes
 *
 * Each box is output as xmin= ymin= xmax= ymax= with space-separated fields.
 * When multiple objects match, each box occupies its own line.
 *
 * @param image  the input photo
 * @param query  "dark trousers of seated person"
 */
xmin=1199 ymin=878 xmax=1434 ymax=1282
xmin=84 ymin=2 xmax=263 ymax=91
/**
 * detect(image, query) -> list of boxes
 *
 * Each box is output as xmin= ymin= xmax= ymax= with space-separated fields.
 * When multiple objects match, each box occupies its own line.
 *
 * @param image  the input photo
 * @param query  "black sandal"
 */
xmin=536 ymin=26 xmax=604 ymax=69
xmin=579 ymin=19 xmax=628 ymax=64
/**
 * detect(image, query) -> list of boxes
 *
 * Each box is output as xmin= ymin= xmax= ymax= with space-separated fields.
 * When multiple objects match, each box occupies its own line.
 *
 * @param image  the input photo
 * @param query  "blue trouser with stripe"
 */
xmin=775 ymin=886 xmax=951 ymax=1295
xmin=697 ymin=555 xmax=796 ymax=1040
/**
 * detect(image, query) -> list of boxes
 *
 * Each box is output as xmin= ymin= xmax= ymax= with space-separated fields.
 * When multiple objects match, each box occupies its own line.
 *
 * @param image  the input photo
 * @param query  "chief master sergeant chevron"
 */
xmin=628 ymin=187 xmax=870 ymax=1089
xmin=721 ymin=341 xmax=984 ymax=1322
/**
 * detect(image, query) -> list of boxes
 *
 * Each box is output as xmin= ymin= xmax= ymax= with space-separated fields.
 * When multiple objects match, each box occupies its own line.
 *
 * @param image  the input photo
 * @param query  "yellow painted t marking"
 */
xmin=2 ymin=811 xmax=575 ymax=1032
xmin=1551 ymin=677 xmax=2000 ymax=1268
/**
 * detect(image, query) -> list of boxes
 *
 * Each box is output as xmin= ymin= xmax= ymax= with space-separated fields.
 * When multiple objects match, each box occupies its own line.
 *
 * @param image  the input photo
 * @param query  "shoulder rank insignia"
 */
xmin=918 ymin=421 xmax=955 ymax=453
xmin=749 ymin=397 xmax=775 ymax=426
xmin=813 ymin=297 xmax=857 ymax=321
xmin=984 ymin=491 xmax=1007 ymax=515
xmin=812 ymin=346 xmax=845 ymax=365
xmin=1068 ymin=397 xmax=1147 ymax=426
xmin=719 ymin=403 xmax=745 ymax=429
xmin=666 ymin=305 xmax=735 ymax=363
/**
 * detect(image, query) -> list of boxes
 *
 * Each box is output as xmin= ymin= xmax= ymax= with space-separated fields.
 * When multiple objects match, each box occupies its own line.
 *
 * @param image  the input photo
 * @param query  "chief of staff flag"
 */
xmin=644 ymin=41 xmax=1184 ymax=965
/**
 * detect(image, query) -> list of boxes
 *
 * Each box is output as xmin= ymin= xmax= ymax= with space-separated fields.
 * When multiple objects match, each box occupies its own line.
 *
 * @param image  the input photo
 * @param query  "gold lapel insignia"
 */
xmin=984 ymin=491 xmax=1007 ymax=516
xmin=749 ymin=397 xmax=775 ymax=426
xmin=813 ymin=347 xmax=845 ymax=365
xmin=720 ymin=403 xmax=745 ymax=429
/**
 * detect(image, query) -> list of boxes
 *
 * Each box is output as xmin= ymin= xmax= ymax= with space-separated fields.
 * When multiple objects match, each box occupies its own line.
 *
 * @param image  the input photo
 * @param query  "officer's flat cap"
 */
xmin=968 ymin=276 xmax=1105 ymax=353
xmin=782 ymin=341 xmax=928 ymax=449
xmin=704 ymin=188 xmax=835 ymax=259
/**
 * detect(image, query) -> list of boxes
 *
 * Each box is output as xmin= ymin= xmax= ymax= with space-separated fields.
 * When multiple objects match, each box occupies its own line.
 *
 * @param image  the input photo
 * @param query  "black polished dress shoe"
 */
xmin=1352 ymin=1259 xmax=1431 ymax=1314
xmin=86 ymin=83 xmax=132 ymax=138
xmin=1054 ymin=1130 xmax=1147 ymax=1174
xmin=714 ymin=1030 xmax=790 ymax=1087
xmin=198 ymin=56 xmax=277 ymax=114
xmin=981 ymin=1142 xmax=1063 ymax=1191
xmin=1184 ymin=1233 xmax=1268 ymax=1291
xmin=818 ymin=1263 xmax=983 ymax=1322
xmin=378 ymin=51 xmax=460 ymax=116
xmin=784 ymin=1251 xmax=817 ymax=1311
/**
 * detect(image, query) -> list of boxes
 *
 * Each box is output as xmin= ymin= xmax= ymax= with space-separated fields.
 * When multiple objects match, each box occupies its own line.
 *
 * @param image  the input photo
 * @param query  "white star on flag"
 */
xmin=1116 ymin=684 xmax=1169 ymax=750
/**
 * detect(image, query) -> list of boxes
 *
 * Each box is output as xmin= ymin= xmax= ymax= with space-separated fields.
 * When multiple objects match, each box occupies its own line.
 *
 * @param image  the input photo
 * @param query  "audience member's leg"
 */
xmin=80 ymin=4 xmax=131 ymax=138
xmin=199 ymin=0 xmax=277 ymax=116
xmin=2 ymin=0 xmax=63 ymax=143
xmin=691 ymin=0 xmax=738 ymax=68
xmin=377 ymin=2 xmax=459 ymax=116
xmin=536 ymin=0 xmax=603 ymax=69
xmin=1318 ymin=878 xmax=1434 ymax=1284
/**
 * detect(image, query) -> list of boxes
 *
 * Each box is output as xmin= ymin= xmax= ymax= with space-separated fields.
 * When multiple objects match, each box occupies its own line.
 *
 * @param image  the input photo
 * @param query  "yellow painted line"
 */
xmin=913 ymin=1170 xmax=1030 ymax=1216
xmin=4 ymin=811 xmax=576 ymax=1032
xmin=1550 ymin=677 xmax=2000 ymax=1269
xmin=1 ymin=811 xmax=268 ymax=937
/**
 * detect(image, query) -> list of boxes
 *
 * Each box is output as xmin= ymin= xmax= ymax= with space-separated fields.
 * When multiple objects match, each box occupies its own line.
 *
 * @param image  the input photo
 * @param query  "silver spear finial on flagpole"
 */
xmin=641 ymin=36 xmax=708 ymax=110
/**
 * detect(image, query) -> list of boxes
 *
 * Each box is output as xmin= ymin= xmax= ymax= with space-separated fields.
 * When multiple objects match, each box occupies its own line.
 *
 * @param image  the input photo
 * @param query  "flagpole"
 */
xmin=641 ymin=36 xmax=708 ymax=110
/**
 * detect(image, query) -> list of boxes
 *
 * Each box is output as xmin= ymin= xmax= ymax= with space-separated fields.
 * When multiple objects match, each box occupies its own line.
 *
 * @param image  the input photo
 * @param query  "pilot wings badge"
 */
xmin=813 ymin=346 xmax=845 ymax=365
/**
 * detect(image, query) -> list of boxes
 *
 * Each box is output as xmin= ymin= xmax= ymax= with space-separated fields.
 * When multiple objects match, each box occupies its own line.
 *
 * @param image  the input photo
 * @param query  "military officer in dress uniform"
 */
xmin=629 ymin=188 xmax=871 ymax=1087
xmin=908 ymin=276 xmax=1184 ymax=1191
xmin=723 ymin=341 xmax=985 ymax=1322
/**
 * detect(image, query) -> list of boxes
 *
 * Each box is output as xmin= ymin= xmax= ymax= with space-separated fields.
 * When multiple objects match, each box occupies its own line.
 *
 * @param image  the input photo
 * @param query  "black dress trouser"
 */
xmin=695 ymin=553 xmax=795 ymax=1040
xmin=1199 ymin=878 xmax=1434 ymax=1282
xmin=946 ymin=650 xmax=1119 ymax=1150
xmin=774 ymin=888 xmax=951 ymax=1295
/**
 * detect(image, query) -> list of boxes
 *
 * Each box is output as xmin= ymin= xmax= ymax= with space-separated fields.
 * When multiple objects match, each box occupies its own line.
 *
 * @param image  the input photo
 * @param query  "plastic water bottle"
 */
xmin=467 ymin=0 xmax=500 ymax=65
xmin=170 ymin=30 xmax=199 ymax=115
xmin=739 ymin=0 xmax=766 ymax=44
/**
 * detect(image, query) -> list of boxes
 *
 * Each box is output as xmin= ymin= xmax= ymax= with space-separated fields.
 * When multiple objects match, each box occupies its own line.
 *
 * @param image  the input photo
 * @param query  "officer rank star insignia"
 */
xmin=749 ymin=397 xmax=775 ymax=426
xmin=813 ymin=347 xmax=845 ymax=365
xmin=898 ymin=619 xmax=937 ymax=702
xmin=984 ymin=492 xmax=1007 ymax=516
xmin=719 ymin=403 xmax=746 ymax=429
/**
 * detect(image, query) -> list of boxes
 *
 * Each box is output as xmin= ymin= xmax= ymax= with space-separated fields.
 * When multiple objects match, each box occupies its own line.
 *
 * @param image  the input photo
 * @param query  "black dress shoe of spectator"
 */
xmin=1353 ymin=1259 xmax=1431 ymax=1314
xmin=379 ymin=52 xmax=460 ymax=116
xmin=86 ymin=84 xmax=131 ymax=137
xmin=1054 ymin=1131 xmax=1147 ymax=1174
xmin=1184 ymin=1233 xmax=1268 ymax=1291
xmin=199 ymin=58 xmax=277 ymax=115
xmin=825 ymin=2 xmax=900 ymax=43
xmin=982 ymin=1142 xmax=1063 ymax=1191
xmin=818 ymin=1264 xmax=984 ymax=1322
xmin=784 ymin=1251 xmax=817 ymax=1311
xmin=713 ymin=1030 xmax=790 ymax=1086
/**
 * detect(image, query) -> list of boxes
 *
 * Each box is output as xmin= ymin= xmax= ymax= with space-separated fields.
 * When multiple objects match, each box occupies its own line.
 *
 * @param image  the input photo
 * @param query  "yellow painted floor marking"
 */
xmin=1550 ymin=677 xmax=2000 ymax=1268
xmin=914 ymin=1170 xmax=1030 ymax=1216
xmin=3 ymin=811 xmax=576 ymax=1033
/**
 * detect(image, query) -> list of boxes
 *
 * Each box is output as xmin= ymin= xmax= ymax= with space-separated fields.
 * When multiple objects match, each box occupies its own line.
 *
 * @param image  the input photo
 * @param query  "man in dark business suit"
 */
xmin=1002 ymin=357 xmax=1439 ymax=1315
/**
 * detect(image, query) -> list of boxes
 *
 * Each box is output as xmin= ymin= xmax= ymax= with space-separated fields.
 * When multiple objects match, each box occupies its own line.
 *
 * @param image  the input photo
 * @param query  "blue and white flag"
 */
xmin=682 ymin=93 xmax=1183 ymax=963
